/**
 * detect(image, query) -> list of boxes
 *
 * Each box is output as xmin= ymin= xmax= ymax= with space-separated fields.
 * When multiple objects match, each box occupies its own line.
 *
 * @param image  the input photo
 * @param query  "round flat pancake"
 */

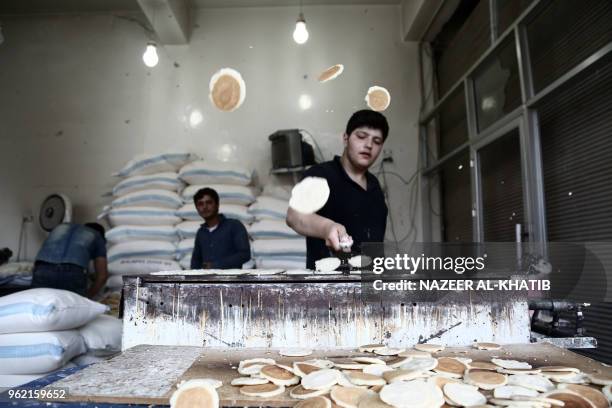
xmin=399 ymin=349 xmax=432 ymax=359
xmin=491 ymin=359 xmax=533 ymax=370
xmin=170 ymin=380 xmax=219 ymax=408
xmin=414 ymin=344 xmax=445 ymax=353
xmin=587 ymin=372 xmax=612 ymax=386
xmin=238 ymin=358 xmax=276 ymax=375
xmin=474 ymin=342 xmax=501 ymax=350
xmin=231 ymin=376 xmax=269 ymax=386
xmin=318 ymin=64 xmax=344 ymax=83
xmin=537 ymin=366 xmax=581 ymax=373
xmin=464 ymin=369 xmax=508 ymax=390
xmin=291 ymin=385 xmax=331 ymax=399
xmin=498 ymin=368 xmax=542 ymax=375
xmin=352 ymin=356 xmax=386 ymax=365
xmin=383 ymin=369 xmax=425 ymax=383
xmin=209 ymin=68 xmax=246 ymax=112
xmin=359 ymin=344 xmax=386 ymax=353
xmin=176 ymin=378 xmax=222 ymax=389
xmin=427 ymin=375 xmax=461 ymax=390
xmin=289 ymin=177 xmax=330 ymax=214
xmin=347 ymin=372 xmax=386 ymax=386
xmin=443 ymin=383 xmax=486 ymax=407
xmin=373 ymin=347 xmax=404 ymax=356
xmin=330 ymin=386 xmax=372 ymax=408
xmin=558 ymin=384 xmax=609 ymax=408
xmin=348 ymin=255 xmax=372 ymax=268
xmin=452 ymin=357 xmax=472 ymax=366
xmin=434 ymin=357 xmax=468 ymax=378
xmin=511 ymin=395 xmax=566 ymax=407
xmin=239 ymin=383 xmax=285 ymax=397
xmin=214 ymin=269 xmax=250 ymax=275
xmin=333 ymin=359 xmax=370 ymax=370
xmin=365 ymin=86 xmax=391 ymax=112
xmin=507 ymin=374 xmax=554 ymax=392
xmin=385 ymin=356 xmax=411 ymax=369
xmin=363 ymin=364 xmax=394 ymax=377
xmin=260 ymin=365 xmax=300 ymax=385
xmin=304 ymin=359 xmax=336 ymax=369
xmin=541 ymin=390 xmax=593 ymax=408
xmin=470 ymin=361 xmax=499 ymax=371
xmin=248 ymin=269 xmax=284 ymax=275
xmin=400 ymin=357 xmax=438 ymax=372
xmin=280 ymin=348 xmax=313 ymax=357
xmin=493 ymin=385 xmax=539 ymax=399
xmin=302 ymin=369 xmax=341 ymax=390
xmin=295 ymin=363 xmax=322 ymax=377
xmin=295 ymin=396 xmax=333 ymax=408
xmin=602 ymin=384 xmax=611 ymax=402
xmin=358 ymin=393 xmax=394 ymax=408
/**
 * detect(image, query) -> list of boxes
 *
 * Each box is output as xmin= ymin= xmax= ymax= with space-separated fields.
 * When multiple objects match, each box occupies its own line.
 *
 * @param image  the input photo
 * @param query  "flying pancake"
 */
xmin=170 ymin=379 xmax=219 ymax=408
xmin=260 ymin=365 xmax=300 ymax=386
xmin=239 ymin=383 xmax=285 ymax=397
xmin=209 ymin=68 xmax=246 ymax=112
xmin=359 ymin=344 xmax=386 ymax=353
xmin=346 ymin=372 xmax=386 ymax=386
xmin=291 ymin=385 xmax=332 ymax=400
xmin=365 ymin=86 xmax=391 ymax=112
xmin=289 ymin=177 xmax=330 ymax=214
xmin=294 ymin=396 xmax=333 ymax=408
xmin=330 ymin=386 xmax=373 ymax=408
xmin=443 ymin=383 xmax=487 ymax=407
xmin=434 ymin=357 xmax=468 ymax=378
xmin=415 ymin=344 xmax=445 ymax=353
xmin=474 ymin=342 xmax=502 ymax=350
xmin=464 ymin=369 xmax=508 ymax=390
xmin=318 ymin=64 xmax=345 ymax=83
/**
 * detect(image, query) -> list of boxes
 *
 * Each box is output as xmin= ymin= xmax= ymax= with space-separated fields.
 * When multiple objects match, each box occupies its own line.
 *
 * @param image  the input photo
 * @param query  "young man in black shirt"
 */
xmin=286 ymin=110 xmax=389 ymax=269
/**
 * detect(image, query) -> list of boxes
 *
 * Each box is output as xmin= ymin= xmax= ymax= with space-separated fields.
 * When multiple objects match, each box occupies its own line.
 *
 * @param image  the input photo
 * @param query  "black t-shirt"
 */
xmin=303 ymin=156 xmax=388 ymax=269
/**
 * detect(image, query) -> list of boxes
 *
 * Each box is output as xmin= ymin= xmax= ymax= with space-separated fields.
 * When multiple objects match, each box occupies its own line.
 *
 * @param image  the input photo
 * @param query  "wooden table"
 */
xmin=46 ymin=344 xmax=612 ymax=406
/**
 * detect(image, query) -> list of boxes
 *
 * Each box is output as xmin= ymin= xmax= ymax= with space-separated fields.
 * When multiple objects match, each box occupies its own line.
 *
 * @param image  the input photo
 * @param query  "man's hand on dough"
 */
xmin=325 ymin=222 xmax=352 ymax=252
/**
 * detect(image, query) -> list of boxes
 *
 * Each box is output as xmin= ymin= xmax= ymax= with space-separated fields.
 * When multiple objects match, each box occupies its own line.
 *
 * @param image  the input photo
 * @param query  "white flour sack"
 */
xmin=176 ymin=203 xmax=254 ymax=223
xmin=105 ymin=225 xmax=178 ymax=244
xmin=108 ymin=257 xmax=181 ymax=276
xmin=248 ymin=220 xmax=299 ymax=239
xmin=252 ymin=238 xmax=306 ymax=257
xmin=182 ymin=184 xmax=256 ymax=206
xmin=261 ymin=184 xmax=291 ymax=200
xmin=114 ymin=152 xmax=195 ymax=177
xmin=78 ymin=314 xmax=122 ymax=352
xmin=106 ymin=206 xmax=181 ymax=227
xmin=107 ymin=241 xmax=176 ymax=263
xmin=112 ymin=172 xmax=184 ymax=196
xmin=111 ymin=189 xmax=182 ymax=209
xmin=176 ymin=221 xmax=202 ymax=239
xmin=0 ymin=331 xmax=86 ymax=374
xmin=0 ymin=288 xmax=108 ymax=334
xmin=247 ymin=196 xmax=289 ymax=220
xmin=178 ymin=161 xmax=252 ymax=186
xmin=179 ymin=255 xmax=191 ymax=269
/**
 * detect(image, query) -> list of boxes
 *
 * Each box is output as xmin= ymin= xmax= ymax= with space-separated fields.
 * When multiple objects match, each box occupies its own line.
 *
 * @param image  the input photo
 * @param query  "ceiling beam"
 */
xmin=136 ymin=0 xmax=190 ymax=45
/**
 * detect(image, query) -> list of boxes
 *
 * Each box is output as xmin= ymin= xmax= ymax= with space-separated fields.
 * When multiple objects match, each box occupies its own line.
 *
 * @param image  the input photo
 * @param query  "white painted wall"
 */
xmin=0 ymin=5 xmax=422 ymax=260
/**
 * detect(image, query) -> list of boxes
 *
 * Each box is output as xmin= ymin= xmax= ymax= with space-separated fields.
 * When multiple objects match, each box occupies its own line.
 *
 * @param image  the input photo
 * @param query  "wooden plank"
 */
xmin=44 ymin=343 xmax=612 ymax=406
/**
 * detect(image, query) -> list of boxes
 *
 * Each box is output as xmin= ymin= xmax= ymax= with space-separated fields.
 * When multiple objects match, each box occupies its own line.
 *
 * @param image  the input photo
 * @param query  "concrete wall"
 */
xmin=0 ymin=5 xmax=422 ymax=260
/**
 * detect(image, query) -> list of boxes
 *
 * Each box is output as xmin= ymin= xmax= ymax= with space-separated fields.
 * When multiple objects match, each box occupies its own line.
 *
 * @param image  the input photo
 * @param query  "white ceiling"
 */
xmin=0 ymin=0 xmax=400 ymax=15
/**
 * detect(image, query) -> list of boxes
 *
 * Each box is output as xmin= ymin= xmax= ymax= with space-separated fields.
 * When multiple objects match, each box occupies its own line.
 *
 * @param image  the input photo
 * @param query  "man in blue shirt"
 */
xmin=190 ymin=188 xmax=251 ymax=269
xmin=32 ymin=223 xmax=108 ymax=298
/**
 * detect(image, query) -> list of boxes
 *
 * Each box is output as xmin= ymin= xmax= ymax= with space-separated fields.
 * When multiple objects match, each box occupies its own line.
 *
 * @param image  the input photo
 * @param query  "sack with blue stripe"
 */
xmin=111 ymin=189 xmax=183 ymax=209
xmin=248 ymin=196 xmax=289 ymax=220
xmin=106 ymin=225 xmax=178 ymax=244
xmin=179 ymin=161 xmax=252 ymax=186
xmin=113 ymin=152 xmax=195 ymax=177
xmin=252 ymin=238 xmax=306 ymax=258
xmin=0 ymin=288 xmax=108 ymax=334
xmin=0 ymin=330 xmax=86 ymax=374
xmin=105 ymin=206 xmax=181 ymax=227
xmin=248 ymin=220 xmax=300 ymax=239
xmin=112 ymin=172 xmax=184 ymax=196
xmin=107 ymin=240 xmax=177 ymax=263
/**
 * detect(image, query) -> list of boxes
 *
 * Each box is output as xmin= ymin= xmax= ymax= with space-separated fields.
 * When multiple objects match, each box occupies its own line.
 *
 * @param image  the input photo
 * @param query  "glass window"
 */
xmin=526 ymin=0 xmax=612 ymax=93
xmin=479 ymin=129 xmax=524 ymax=241
xmin=429 ymin=87 xmax=469 ymax=159
xmin=497 ymin=0 xmax=535 ymax=35
xmin=472 ymin=37 xmax=522 ymax=132
xmin=437 ymin=150 xmax=473 ymax=242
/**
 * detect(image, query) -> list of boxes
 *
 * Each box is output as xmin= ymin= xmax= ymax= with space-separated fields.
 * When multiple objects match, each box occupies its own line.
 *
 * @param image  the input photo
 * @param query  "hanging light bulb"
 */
xmin=293 ymin=12 xmax=309 ymax=44
xmin=142 ymin=42 xmax=159 ymax=67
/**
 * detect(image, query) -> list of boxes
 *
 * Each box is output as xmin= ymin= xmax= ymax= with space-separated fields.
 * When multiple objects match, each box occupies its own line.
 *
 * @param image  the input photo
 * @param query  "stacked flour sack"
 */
xmin=102 ymin=153 xmax=191 ymax=288
xmin=176 ymin=160 xmax=256 ymax=269
xmin=248 ymin=185 xmax=306 ymax=269
xmin=0 ymin=288 xmax=119 ymax=388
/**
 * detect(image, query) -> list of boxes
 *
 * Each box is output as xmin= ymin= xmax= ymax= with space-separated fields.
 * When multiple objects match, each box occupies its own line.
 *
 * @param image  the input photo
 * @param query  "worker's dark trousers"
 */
xmin=31 ymin=262 xmax=87 ymax=296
